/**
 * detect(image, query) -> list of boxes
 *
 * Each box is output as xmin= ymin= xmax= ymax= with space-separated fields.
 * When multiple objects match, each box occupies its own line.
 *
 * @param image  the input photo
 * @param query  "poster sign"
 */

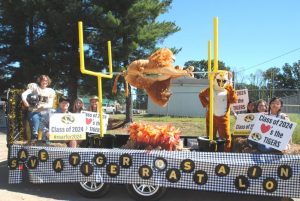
xmin=81 ymin=111 xmax=109 ymax=134
xmin=248 ymin=114 xmax=297 ymax=151
xmin=233 ymin=113 xmax=259 ymax=135
xmin=49 ymin=113 xmax=86 ymax=140
xmin=231 ymin=89 xmax=249 ymax=113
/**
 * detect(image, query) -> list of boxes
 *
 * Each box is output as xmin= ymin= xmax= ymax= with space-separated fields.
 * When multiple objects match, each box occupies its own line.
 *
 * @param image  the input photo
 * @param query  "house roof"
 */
xmin=172 ymin=77 xmax=209 ymax=85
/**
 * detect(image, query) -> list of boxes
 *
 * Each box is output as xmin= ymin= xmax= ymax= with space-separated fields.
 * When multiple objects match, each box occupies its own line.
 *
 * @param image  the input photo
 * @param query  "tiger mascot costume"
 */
xmin=199 ymin=70 xmax=238 ymax=152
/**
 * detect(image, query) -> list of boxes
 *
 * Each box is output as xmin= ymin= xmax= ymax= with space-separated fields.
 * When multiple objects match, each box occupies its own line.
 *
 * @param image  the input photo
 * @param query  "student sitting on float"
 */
xmin=21 ymin=75 xmax=56 ymax=141
xmin=255 ymin=99 xmax=268 ymax=113
xmin=246 ymin=101 xmax=255 ymax=113
xmin=251 ymin=97 xmax=290 ymax=152
xmin=40 ymin=96 xmax=78 ymax=148
xmin=72 ymin=97 xmax=86 ymax=113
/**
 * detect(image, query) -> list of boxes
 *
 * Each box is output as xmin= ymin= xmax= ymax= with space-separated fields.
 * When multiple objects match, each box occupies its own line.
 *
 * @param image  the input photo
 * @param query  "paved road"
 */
xmin=0 ymin=128 xmax=297 ymax=201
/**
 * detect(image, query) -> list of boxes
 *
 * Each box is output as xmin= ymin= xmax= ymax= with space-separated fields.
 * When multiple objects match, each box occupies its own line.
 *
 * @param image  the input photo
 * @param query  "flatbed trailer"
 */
xmin=5 ymin=89 xmax=300 ymax=201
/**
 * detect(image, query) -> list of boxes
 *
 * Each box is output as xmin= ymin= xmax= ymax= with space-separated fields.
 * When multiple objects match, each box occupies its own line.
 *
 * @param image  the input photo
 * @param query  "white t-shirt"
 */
xmin=22 ymin=83 xmax=56 ymax=112
xmin=267 ymin=112 xmax=290 ymax=121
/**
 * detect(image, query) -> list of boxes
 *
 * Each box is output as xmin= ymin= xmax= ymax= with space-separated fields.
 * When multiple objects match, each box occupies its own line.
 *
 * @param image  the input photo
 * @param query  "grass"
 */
xmin=107 ymin=113 xmax=300 ymax=144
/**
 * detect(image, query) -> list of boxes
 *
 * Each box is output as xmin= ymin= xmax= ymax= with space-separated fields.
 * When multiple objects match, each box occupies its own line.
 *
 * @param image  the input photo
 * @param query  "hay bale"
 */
xmin=232 ymin=137 xmax=300 ymax=154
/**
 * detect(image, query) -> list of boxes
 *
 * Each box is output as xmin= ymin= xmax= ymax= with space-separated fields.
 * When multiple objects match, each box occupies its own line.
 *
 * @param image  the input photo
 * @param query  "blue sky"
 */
xmin=158 ymin=0 xmax=300 ymax=80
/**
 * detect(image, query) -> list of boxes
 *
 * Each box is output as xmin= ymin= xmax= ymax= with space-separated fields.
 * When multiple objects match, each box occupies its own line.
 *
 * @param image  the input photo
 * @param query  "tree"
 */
xmin=0 ymin=0 xmax=179 ymax=125
xmin=95 ymin=0 xmax=180 ymax=123
xmin=0 ymin=0 xmax=89 ymax=101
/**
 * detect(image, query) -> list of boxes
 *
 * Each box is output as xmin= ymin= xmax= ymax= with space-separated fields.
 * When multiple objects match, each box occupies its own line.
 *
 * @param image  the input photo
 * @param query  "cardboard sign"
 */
xmin=81 ymin=111 xmax=109 ymax=134
xmin=248 ymin=114 xmax=297 ymax=151
xmin=233 ymin=113 xmax=259 ymax=135
xmin=231 ymin=89 xmax=249 ymax=113
xmin=49 ymin=113 xmax=86 ymax=141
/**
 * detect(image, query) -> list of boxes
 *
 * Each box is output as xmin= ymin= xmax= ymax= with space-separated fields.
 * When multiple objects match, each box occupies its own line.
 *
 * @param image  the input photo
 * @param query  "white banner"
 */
xmin=231 ymin=89 xmax=249 ymax=113
xmin=248 ymin=114 xmax=297 ymax=151
xmin=49 ymin=113 xmax=86 ymax=141
xmin=233 ymin=113 xmax=258 ymax=135
xmin=81 ymin=111 xmax=109 ymax=134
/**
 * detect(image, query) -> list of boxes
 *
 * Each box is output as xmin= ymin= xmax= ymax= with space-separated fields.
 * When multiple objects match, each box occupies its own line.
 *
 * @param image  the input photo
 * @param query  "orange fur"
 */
xmin=112 ymin=48 xmax=194 ymax=107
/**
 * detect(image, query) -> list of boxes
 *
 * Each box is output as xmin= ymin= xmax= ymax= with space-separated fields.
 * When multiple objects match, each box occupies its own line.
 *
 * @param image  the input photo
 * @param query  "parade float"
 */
xmin=5 ymin=18 xmax=300 ymax=201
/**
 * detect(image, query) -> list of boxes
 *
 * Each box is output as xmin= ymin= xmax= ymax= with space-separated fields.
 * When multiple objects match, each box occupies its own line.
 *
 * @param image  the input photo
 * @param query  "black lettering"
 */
xmin=193 ymin=170 xmax=208 ymax=185
xmin=119 ymin=154 xmax=132 ymax=168
xmin=247 ymin=166 xmax=262 ymax=179
xmin=278 ymin=165 xmax=292 ymax=180
xmin=17 ymin=149 xmax=28 ymax=162
xmin=263 ymin=178 xmax=277 ymax=193
xmin=69 ymin=153 xmax=81 ymax=166
xmin=180 ymin=159 xmax=195 ymax=173
xmin=27 ymin=156 xmax=39 ymax=169
xmin=80 ymin=162 xmax=93 ymax=176
xmin=139 ymin=165 xmax=153 ymax=179
xmin=215 ymin=164 xmax=230 ymax=177
xmin=106 ymin=163 xmax=119 ymax=177
xmin=235 ymin=175 xmax=249 ymax=191
xmin=53 ymin=159 xmax=64 ymax=173
xmin=38 ymin=149 xmax=49 ymax=162
xmin=8 ymin=158 xmax=18 ymax=170
xmin=93 ymin=153 xmax=106 ymax=167
xmin=166 ymin=168 xmax=181 ymax=183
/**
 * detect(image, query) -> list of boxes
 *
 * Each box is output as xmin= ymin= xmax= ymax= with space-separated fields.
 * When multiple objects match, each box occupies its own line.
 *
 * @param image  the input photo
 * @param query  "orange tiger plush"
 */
xmin=113 ymin=48 xmax=194 ymax=107
xmin=199 ymin=70 xmax=238 ymax=152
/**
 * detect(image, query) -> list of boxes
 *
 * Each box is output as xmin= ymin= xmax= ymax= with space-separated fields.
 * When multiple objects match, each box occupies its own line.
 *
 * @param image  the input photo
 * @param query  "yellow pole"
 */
xmin=98 ymin=76 xmax=104 ymax=136
xmin=214 ymin=17 xmax=218 ymax=72
xmin=208 ymin=40 xmax=214 ymax=141
xmin=78 ymin=21 xmax=113 ymax=138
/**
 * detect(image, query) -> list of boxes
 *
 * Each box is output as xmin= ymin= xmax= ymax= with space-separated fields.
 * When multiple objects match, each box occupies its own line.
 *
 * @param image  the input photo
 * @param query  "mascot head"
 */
xmin=213 ymin=70 xmax=232 ymax=91
xmin=148 ymin=48 xmax=174 ymax=68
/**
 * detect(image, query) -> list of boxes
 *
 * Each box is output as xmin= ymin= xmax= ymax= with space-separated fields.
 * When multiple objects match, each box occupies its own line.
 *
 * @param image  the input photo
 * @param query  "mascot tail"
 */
xmin=112 ymin=71 xmax=128 ymax=97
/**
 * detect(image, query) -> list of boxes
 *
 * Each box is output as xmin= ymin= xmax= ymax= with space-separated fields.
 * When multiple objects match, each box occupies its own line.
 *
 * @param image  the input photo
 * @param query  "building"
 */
xmin=147 ymin=78 xmax=209 ymax=117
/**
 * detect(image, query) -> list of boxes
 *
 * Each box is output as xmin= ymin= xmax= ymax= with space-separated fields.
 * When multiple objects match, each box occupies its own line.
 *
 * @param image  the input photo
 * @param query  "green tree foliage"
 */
xmin=0 ymin=0 xmax=87 ymax=100
xmin=90 ymin=0 xmax=180 ymax=122
xmin=0 ymin=1 xmax=179 ymax=124
xmin=184 ymin=60 xmax=230 ymax=79
xmin=263 ymin=62 xmax=300 ymax=97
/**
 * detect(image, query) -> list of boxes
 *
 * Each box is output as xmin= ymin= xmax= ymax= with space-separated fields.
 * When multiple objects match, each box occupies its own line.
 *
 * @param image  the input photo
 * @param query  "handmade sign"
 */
xmin=233 ymin=113 xmax=258 ymax=135
xmin=81 ymin=111 xmax=109 ymax=134
xmin=49 ymin=113 xmax=86 ymax=140
xmin=231 ymin=89 xmax=248 ymax=113
xmin=8 ymin=145 xmax=300 ymax=198
xmin=248 ymin=114 xmax=297 ymax=151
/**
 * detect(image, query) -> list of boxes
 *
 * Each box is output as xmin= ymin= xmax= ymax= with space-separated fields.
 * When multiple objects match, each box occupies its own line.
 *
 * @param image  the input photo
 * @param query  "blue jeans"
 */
xmin=28 ymin=112 xmax=41 ymax=139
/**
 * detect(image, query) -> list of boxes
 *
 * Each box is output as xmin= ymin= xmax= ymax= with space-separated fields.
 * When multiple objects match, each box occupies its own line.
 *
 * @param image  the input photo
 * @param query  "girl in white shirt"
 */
xmin=267 ymin=97 xmax=289 ymax=120
xmin=21 ymin=75 xmax=55 ymax=140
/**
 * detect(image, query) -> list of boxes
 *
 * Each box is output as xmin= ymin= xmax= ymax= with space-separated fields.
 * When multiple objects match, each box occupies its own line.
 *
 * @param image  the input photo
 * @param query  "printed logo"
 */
xmin=61 ymin=115 xmax=75 ymax=124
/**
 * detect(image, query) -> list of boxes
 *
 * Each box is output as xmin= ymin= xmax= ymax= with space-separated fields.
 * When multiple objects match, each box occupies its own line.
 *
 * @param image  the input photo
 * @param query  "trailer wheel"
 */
xmin=126 ymin=184 xmax=166 ymax=201
xmin=74 ymin=182 xmax=110 ymax=198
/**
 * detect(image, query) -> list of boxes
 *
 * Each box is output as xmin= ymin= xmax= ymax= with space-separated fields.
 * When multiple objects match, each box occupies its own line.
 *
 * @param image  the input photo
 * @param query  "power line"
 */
xmin=236 ymin=47 xmax=300 ymax=73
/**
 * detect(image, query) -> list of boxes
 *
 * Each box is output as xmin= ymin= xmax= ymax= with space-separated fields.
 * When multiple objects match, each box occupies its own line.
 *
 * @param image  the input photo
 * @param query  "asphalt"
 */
xmin=0 ymin=127 xmax=7 ymax=162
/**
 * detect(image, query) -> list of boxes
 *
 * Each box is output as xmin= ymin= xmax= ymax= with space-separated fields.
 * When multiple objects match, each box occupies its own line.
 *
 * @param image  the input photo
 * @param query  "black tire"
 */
xmin=74 ymin=182 xmax=110 ymax=198
xmin=126 ymin=184 xmax=166 ymax=201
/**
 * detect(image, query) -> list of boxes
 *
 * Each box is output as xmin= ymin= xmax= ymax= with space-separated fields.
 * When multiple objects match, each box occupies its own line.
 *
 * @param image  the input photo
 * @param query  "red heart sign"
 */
xmin=260 ymin=123 xmax=271 ymax=133
xmin=86 ymin=118 xmax=92 ymax=125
